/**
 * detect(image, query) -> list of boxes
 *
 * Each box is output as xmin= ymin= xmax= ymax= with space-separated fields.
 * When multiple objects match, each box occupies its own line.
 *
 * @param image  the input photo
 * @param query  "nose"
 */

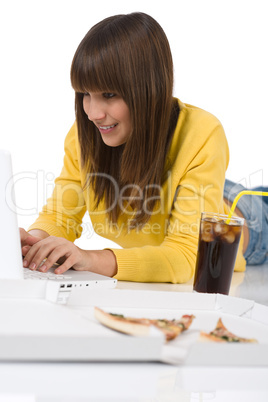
xmin=83 ymin=95 xmax=106 ymax=122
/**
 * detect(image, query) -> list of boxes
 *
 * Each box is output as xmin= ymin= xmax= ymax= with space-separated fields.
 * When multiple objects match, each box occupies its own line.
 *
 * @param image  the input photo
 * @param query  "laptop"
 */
xmin=0 ymin=149 xmax=117 ymax=303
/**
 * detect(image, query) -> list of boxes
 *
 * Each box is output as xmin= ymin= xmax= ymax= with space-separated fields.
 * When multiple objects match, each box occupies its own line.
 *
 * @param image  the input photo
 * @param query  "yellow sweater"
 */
xmin=29 ymin=99 xmax=246 ymax=282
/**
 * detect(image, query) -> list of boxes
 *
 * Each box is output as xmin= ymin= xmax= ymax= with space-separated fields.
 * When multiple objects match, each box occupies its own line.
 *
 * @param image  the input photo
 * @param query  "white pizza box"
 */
xmin=0 ymin=299 xmax=163 ymax=362
xmin=67 ymin=288 xmax=268 ymax=366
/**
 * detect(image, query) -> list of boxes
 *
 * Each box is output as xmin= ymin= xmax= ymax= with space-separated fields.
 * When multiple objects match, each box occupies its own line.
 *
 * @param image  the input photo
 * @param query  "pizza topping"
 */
xmin=110 ymin=313 xmax=124 ymax=318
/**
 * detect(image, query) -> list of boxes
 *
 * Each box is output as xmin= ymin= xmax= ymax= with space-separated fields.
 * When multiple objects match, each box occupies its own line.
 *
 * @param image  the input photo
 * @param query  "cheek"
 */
xmin=120 ymin=105 xmax=131 ymax=128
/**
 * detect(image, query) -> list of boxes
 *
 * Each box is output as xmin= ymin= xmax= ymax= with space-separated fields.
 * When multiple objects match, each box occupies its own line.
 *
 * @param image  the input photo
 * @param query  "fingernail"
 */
xmin=29 ymin=263 xmax=36 ymax=270
xmin=23 ymin=260 xmax=28 ymax=267
xmin=39 ymin=265 xmax=47 ymax=272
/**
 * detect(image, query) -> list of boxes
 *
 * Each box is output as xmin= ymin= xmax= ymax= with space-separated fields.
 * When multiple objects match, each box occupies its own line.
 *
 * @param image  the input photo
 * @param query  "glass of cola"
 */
xmin=193 ymin=212 xmax=244 ymax=295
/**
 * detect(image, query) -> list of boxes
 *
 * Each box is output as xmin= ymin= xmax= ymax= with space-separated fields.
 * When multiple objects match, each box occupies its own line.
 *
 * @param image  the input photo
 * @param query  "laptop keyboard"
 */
xmin=23 ymin=268 xmax=72 ymax=280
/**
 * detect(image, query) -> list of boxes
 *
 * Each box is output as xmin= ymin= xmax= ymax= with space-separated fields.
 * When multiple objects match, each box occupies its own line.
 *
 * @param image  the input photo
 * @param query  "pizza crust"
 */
xmin=94 ymin=307 xmax=151 ymax=337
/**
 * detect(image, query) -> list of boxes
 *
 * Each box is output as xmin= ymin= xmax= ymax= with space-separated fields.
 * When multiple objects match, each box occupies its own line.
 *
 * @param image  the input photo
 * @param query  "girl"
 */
xmin=20 ymin=12 xmax=268 ymax=283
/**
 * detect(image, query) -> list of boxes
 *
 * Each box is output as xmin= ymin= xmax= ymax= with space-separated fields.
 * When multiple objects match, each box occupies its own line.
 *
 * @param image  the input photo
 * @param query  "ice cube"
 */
xmin=201 ymin=232 xmax=214 ymax=242
xmin=201 ymin=221 xmax=214 ymax=242
xmin=231 ymin=225 xmax=242 ymax=236
xmin=213 ymin=222 xmax=229 ymax=236
xmin=201 ymin=221 xmax=212 ymax=233
xmin=221 ymin=231 xmax=235 ymax=244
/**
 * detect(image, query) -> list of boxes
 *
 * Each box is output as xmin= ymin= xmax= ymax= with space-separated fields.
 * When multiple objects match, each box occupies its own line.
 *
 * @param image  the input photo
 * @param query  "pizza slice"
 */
xmin=199 ymin=318 xmax=258 ymax=343
xmin=94 ymin=307 xmax=195 ymax=341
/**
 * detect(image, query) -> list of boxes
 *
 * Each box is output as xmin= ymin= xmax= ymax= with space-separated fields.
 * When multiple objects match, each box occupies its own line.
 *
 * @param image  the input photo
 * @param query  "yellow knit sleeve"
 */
xmin=28 ymin=123 xmax=87 ymax=241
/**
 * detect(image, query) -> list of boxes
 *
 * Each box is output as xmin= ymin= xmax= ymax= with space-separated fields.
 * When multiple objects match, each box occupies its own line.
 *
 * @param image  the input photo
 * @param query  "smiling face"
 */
xmin=83 ymin=92 xmax=132 ymax=147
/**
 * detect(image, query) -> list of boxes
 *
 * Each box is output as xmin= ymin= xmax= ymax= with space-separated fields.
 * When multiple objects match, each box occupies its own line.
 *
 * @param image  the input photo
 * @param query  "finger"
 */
xmin=54 ymin=254 xmax=77 ymax=274
xmin=20 ymin=228 xmax=30 ymax=247
xmin=37 ymin=245 xmax=70 ymax=273
xmin=22 ymin=245 xmax=31 ymax=256
xmin=25 ymin=235 xmax=41 ymax=246
xmin=23 ymin=240 xmax=56 ymax=270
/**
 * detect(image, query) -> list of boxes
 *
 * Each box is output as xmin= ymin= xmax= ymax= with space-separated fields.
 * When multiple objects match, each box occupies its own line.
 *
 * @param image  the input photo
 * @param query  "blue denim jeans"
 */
xmin=224 ymin=179 xmax=268 ymax=265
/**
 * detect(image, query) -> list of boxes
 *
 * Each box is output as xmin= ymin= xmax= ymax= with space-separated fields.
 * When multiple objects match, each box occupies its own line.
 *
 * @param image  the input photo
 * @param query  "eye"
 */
xmin=103 ymin=93 xmax=116 ymax=99
xmin=83 ymin=92 xmax=90 ymax=97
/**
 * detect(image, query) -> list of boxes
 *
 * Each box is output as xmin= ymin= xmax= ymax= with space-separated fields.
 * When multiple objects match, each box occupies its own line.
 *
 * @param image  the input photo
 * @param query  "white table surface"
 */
xmin=115 ymin=263 xmax=268 ymax=306
xmin=0 ymin=263 xmax=267 ymax=401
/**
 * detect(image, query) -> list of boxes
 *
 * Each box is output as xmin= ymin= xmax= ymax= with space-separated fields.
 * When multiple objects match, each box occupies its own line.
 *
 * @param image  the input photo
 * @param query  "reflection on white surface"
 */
xmin=189 ymin=391 xmax=268 ymax=402
xmin=235 ymin=264 xmax=268 ymax=306
xmin=116 ymin=263 xmax=268 ymax=306
xmin=0 ymin=363 xmax=267 ymax=401
xmin=190 ymin=393 xmax=216 ymax=400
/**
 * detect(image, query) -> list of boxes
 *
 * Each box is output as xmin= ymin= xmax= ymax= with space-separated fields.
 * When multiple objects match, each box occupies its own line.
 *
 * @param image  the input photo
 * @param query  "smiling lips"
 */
xmin=98 ymin=123 xmax=118 ymax=132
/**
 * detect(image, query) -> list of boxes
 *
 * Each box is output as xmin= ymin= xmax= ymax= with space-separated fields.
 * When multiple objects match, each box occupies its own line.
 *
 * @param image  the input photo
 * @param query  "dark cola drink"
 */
xmin=193 ymin=213 xmax=244 ymax=295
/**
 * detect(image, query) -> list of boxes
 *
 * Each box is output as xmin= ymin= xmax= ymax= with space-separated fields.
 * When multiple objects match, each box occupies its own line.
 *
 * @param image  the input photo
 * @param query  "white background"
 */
xmin=0 ymin=0 xmax=267 ymax=248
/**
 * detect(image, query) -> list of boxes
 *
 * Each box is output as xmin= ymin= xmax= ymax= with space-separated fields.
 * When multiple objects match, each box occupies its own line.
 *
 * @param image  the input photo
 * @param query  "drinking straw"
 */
xmin=226 ymin=190 xmax=268 ymax=224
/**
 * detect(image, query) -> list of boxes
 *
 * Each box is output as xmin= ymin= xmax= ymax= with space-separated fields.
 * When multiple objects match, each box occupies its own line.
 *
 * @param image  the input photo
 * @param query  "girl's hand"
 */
xmin=22 ymin=236 xmax=89 ymax=275
xmin=20 ymin=228 xmax=42 ymax=257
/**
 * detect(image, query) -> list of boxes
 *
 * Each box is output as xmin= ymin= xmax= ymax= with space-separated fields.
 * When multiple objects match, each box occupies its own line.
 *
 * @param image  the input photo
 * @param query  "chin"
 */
xmin=101 ymin=137 xmax=127 ymax=147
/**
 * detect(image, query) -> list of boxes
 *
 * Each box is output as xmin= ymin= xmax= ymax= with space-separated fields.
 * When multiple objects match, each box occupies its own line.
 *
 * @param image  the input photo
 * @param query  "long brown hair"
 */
xmin=70 ymin=12 xmax=179 ymax=227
